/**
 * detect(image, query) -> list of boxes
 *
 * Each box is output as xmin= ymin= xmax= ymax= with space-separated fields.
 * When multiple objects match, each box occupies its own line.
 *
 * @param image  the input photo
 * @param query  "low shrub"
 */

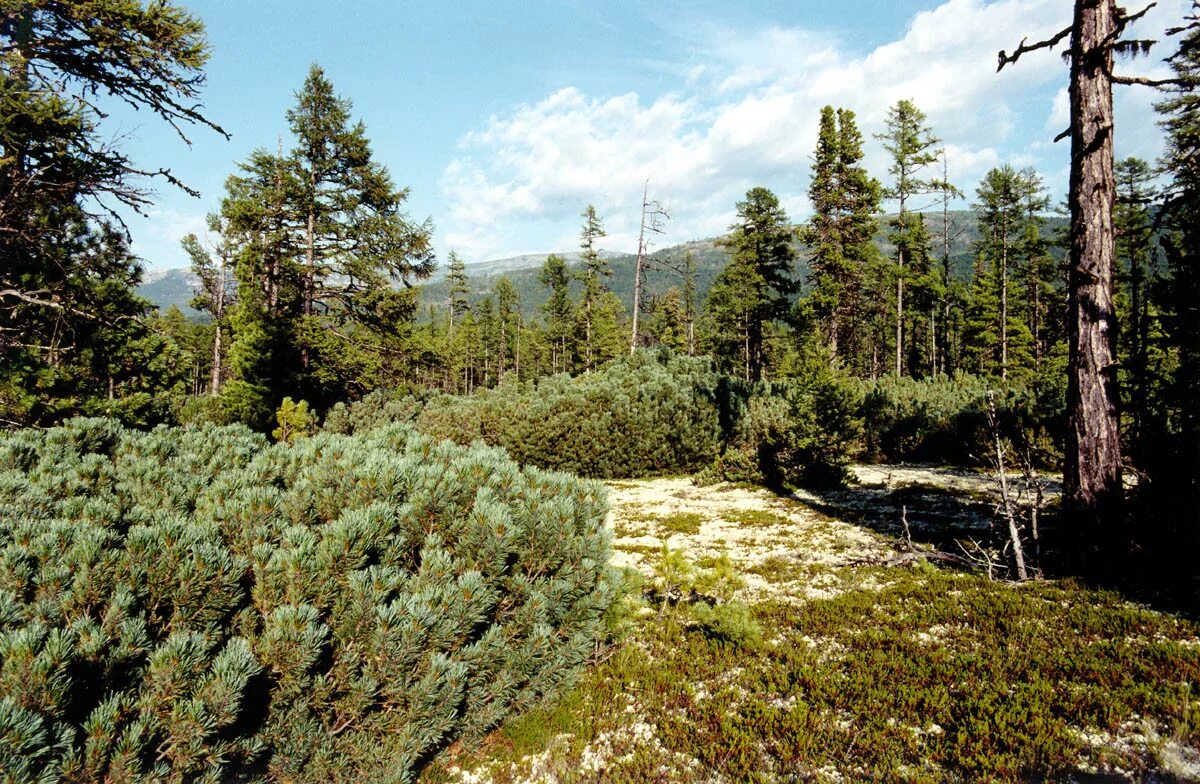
xmin=321 ymin=388 xmax=427 ymax=435
xmin=328 ymin=350 xmax=727 ymax=480
xmin=0 ymin=417 xmax=615 ymax=781
xmin=856 ymin=373 xmax=1062 ymax=467
xmin=700 ymin=371 xmax=861 ymax=489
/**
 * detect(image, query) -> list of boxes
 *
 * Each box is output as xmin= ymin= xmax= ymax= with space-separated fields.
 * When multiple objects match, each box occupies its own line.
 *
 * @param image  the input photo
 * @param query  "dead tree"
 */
xmin=985 ymin=394 xmax=1030 ymax=580
xmin=998 ymin=1 xmax=1173 ymax=569
xmin=629 ymin=180 xmax=670 ymax=353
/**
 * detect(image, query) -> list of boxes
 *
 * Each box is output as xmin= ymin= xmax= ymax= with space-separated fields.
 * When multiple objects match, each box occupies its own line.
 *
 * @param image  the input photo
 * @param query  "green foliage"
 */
xmin=0 ymin=417 xmax=615 ymax=780
xmin=272 ymin=397 xmax=316 ymax=443
xmin=218 ymin=65 xmax=434 ymax=425
xmin=701 ymin=369 xmax=861 ymax=489
xmin=856 ymin=373 xmax=1061 ymax=466
xmin=1 ymin=0 xmax=222 ymax=429
xmin=801 ymin=106 xmax=884 ymax=372
xmin=704 ymin=187 xmax=799 ymax=382
xmin=429 ymin=567 xmax=1200 ymax=783
xmin=362 ymin=351 xmax=727 ymax=479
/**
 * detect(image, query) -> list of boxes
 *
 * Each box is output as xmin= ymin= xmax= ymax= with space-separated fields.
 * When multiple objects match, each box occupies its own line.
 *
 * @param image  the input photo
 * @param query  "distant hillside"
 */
xmin=138 ymin=267 xmax=202 ymax=317
xmin=138 ymin=211 xmax=1069 ymax=319
xmin=417 ymin=210 xmax=1068 ymax=319
xmin=426 ymin=250 xmax=626 ymax=282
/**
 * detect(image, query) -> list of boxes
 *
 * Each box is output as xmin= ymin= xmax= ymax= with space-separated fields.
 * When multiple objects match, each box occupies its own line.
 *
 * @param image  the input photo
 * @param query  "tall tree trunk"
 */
xmin=1000 ymin=221 xmax=1009 ymax=380
xmin=1065 ymin=0 xmax=1123 ymax=567
xmin=896 ymin=247 xmax=905 ymax=377
xmin=210 ymin=251 xmax=227 ymax=396
xmin=631 ymin=181 xmax=648 ymax=354
xmin=896 ymin=196 xmax=906 ymax=377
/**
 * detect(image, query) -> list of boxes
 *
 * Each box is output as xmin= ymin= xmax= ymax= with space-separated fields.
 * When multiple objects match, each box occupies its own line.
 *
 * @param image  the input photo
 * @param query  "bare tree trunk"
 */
xmin=210 ymin=246 xmax=228 ymax=396
xmin=1065 ymin=0 xmax=1123 ymax=566
xmin=989 ymin=396 xmax=1029 ymax=580
xmin=631 ymin=181 xmax=648 ymax=355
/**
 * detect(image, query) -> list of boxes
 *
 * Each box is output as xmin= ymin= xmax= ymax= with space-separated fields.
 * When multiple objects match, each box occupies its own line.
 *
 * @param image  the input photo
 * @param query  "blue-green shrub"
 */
xmin=0 ymin=418 xmax=614 ymax=781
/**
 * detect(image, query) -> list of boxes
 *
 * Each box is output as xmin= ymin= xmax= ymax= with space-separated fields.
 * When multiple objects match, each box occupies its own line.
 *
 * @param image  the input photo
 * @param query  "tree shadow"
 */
xmin=795 ymin=467 xmax=1017 ymax=556
xmin=793 ymin=464 xmax=1197 ymax=618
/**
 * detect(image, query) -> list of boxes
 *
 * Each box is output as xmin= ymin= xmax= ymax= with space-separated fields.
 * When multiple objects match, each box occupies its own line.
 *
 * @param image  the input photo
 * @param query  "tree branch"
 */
xmin=997 ymin=25 xmax=1073 ymax=72
xmin=1111 ymin=73 xmax=1185 ymax=87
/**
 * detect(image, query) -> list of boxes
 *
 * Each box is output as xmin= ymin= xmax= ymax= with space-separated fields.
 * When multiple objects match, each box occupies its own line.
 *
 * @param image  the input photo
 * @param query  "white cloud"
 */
xmin=127 ymin=207 xmax=208 ymax=269
xmin=440 ymin=0 xmax=1190 ymax=261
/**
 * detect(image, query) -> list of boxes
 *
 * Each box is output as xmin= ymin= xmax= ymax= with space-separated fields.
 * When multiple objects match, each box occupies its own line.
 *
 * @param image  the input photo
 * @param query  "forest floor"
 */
xmin=422 ymin=466 xmax=1200 ymax=784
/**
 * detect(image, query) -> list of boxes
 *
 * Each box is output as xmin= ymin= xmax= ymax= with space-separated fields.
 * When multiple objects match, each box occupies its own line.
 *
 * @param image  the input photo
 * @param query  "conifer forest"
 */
xmin=3 ymin=1 xmax=1200 ymax=781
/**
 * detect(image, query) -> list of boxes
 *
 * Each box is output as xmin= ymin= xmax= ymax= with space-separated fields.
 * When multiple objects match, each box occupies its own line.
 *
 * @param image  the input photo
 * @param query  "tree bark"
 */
xmin=1065 ymin=0 xmax=1124 ymax=567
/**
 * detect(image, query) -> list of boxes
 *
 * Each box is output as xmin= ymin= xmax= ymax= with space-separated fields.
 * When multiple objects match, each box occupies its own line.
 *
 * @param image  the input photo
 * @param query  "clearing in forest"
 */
xmin=425 ymin=471 xmax=1200 ymax=784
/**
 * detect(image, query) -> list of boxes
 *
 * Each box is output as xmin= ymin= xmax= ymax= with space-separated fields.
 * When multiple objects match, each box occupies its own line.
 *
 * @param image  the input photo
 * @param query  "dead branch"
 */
xmin=997 ymin=25 xmax=1072 ymax=72
xmin=986 ymin=393 xmax=1029 ymax=580
xmin=1111 ymin=74 xmax=1183 ymax=86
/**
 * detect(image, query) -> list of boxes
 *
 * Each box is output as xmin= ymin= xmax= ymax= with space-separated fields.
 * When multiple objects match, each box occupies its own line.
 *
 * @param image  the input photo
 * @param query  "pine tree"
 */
xmin=1016 ymin=173 xmax=1061 ymax=377
xmin=876 ymin=100 xmax=942 ymax=376
xmin=578 ymin=205 xmax=608 ymax=372
xmin=494 ymin=276 xmax=520 ymax=382
xmin=1 ymin=1 xmax=223 ymax=427
xmin=647 ymin=288 xmax=689 ymax=351
xmin=1152 ymin=1 xmax=1200 ymax=559
xmin=997 ymin=0 xmax=1157 ymax=564
xmin=1113 ymin=157 xmax=1157 ymax=459
xmin=221 ymin=147 xmax=303 ymax=429
xmin=802 ymin=107 xmax=883 ymax=373
xmin=219 ymin=66 xmax=433 ymax=422
xmin=539 ymin=253 xmax=575 ymax=374
xmin=182 ymin=214 xmax=239 ymax=397
xmin=968 ymin=165 xmax=1041 ymax=382
xmin=446 ymin=251 xmax=470 ymax=337
xmin=284 ymin=65 xmax=434 ymax=398
xmin=682 ymin=250 xmax=698 ymax=356
xmin=706 ymin=187 xmax=798 ymax=382
xmin=443 ymin=251 xmax=471 ymax=391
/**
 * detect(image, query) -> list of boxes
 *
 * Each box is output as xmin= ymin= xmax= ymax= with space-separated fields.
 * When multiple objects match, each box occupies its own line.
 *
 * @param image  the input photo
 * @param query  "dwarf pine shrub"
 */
xmin=856 ymin=374 xmax=1062 ymax=466
xmin=329 ymin=350 xmax=726 ymax=479
xmin=0 ymin=417 xmax=615 ymax=782
xmin=699 ymin=371 xmax=861 ymax=489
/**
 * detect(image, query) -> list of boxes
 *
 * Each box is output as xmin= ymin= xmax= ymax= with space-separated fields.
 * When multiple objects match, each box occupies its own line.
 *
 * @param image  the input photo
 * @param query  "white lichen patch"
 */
xmin=605 ymin=477 xmax=893 ymax=602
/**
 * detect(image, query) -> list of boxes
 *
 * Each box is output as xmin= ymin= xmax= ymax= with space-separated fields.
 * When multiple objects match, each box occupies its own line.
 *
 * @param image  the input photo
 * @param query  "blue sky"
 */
xmin=115 ymin=0 xmax=1189 ymax=271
